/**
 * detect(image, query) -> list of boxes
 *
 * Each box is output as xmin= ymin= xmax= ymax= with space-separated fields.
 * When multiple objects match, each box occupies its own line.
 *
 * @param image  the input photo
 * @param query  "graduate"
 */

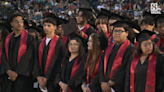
xmin=76 ymin=32 xmax=108 ymax=92
xmin=55 ymin=19 xmax=69 ymax=47
xmin=55 ymin=33 xmax=87 ymax=92
xmin=96 ymin=11 xmax=111 ymax=38
xmin=124 ymin=30 xmax=164 ymax=92
xmin=139 ymin=18 xmax=159 ymax=43
xmin=99 ymin=21 xmax=134 ymax=92
xmin=153 ymin=14 xmax=164 ymax=52
xmin=34 ymin=13 xmax=65 ymax=92
xmin=76 ymin=8 xmax=95 ymax=39
xmin=0 ymin=12 xmax=36 ymax=92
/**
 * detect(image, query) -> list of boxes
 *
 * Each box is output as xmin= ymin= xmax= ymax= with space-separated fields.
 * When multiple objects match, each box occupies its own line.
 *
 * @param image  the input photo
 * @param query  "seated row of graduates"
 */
xmin=0 ymin=11 xmax=164 ymax=92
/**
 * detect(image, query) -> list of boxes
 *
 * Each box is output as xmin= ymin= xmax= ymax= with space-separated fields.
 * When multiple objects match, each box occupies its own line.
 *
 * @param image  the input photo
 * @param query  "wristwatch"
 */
xmin=107 ymin=82 xmax=110 ymax=87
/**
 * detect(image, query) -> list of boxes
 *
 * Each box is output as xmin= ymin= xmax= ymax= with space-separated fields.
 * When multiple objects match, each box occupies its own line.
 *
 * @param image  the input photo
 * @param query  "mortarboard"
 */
xmin=136 ymin=30 xmax=155 ymax=43
xmin=97 ymin=11 xmax=109 ymax=19
xmin=61 ymin=18 xmax=69 ymax=24
xmin=63 ymin=19 xmax=78 ymax=37
xmin=110 ymin=20 xmax=141 ymax=31
xmin=28 ymin=26 xmax=43 ymax=33
xmin=108 ymin=13 xmax=122 ymax=20
xmin=79 ymin=8 xmax=92 ymax=12
xmin=45 ymin=13 xmax=64 ymax=26
xmin=143 ymin=11 xmax=159 ymax=19
xmin=101 ymin=9 xmax=111 ymax=15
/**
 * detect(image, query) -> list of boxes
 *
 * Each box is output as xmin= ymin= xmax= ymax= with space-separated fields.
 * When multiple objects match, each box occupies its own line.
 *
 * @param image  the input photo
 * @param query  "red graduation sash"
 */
xmin=105 ymin=31 xmax=110 ymax=38
xmin=108 ymin=36 xmax=113 ymax=46
xmin=86 ymin=52 xmax=103 ymax=84
xmin=97 ymin=30 xmax=100 ymax=34
xmin=5 ymin=29 xmax=28 ymax=63
xmin=70 ymin=56 xmax=82 ymax=79
xmin=81 ymin=24 xmax=90 ymax=33
xmin=39 ymin=34 xmax=59 ymax=75
xmin=156 ymin=39 xmax=164 ymax=52
xmin=62 ymin=36 xmax=68 ymax=47
xmin=104 ymin=39 xmax=130 ymax=80
xmin=0 ymin=47 xmax=2 ymax=64
xmin=151 ymin=34 xmax=156 ymax=41
xmin=130 ymin=54 xmax=157 ymax=92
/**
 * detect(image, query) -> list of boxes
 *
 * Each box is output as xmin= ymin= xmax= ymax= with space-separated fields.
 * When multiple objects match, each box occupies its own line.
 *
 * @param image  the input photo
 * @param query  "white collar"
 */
xmin=78 ymin=25 xmax=85 ymax=31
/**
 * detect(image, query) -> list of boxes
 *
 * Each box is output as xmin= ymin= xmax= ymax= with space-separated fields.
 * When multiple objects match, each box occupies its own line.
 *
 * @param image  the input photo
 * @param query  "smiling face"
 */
xmin=140 ymin=39 xmax=153 ymax=55
xmin=113 ymin=27 xmax=128 ymax=44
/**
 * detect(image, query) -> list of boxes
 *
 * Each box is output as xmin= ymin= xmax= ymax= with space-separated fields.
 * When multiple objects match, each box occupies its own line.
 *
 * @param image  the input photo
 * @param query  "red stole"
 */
xmin=97 ymin=30 xmax=100 ymax=34
xmin=108 ymin=36 xmax=113 ymax=46
xmin=86 ymin=52 xmax=103 ymax=84
xmin=104 ymin=39 xmax=130 ymax=79
xmin=157 ymin=38 xmax=164 ymax=52
xmin=81 ymin=24 xmax=90 ymax=33
xmin=151 ymin=34 xmax=156 ymax=41
xmin=70 ymin=56 xmax=82 ymax=79
xmin=5 ymin=29 xmax=28 ymax=63
xmin=130 ymin=54 xmax=157 ymax=92
xmin=105 ymin=31 xmax=110 ymax=38
xmin=39 ymin=34 xmax=59 ymax=75
xmin=0 ymin=47 xmax=2 ymax=64
xmin=62 ymin=36 xmax=68 ymax=47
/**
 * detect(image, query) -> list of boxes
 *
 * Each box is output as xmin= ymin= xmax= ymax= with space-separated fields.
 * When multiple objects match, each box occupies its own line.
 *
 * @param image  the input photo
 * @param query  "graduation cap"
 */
xmin=153 ymin=14 xmax=164 ymax=26
xmin=61 ymin=18 xmax=69 ymax=24
xmin=97 ymin=11 xmax=109 ymax=19
xmin=79 ymin=8 xmax=92 ymax=12
xmin=28 ymin=26 xmax=43 ymax=33
xmin=28 ymin=20 xmax=36 ymax=27
xmin=110 ymin=20 xmax=141 ymax=31
xmin=136 ymin=30 xmax=155 ymax=43
xmin=45 ymin=13 xmax=64 ymax=26
xmin=108 ymin=13 xmax=122 ymax=20
xmin=101 ymin=9 xmax=111 ymax=15
xmin=143 ymin=11 xmax=159 ymax=19
xmin=63 ymin=19 xmax=78 ymax=37
xmin=98 ymin=31 xmax=108 ymax=50
xmin=69 ymin=32 xmax=88 ymax=49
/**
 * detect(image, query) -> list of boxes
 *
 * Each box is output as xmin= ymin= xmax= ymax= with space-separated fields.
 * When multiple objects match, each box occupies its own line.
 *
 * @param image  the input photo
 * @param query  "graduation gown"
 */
xmin=81 ymin=24 xmax=95 ymax=39
xmin=0 ymin=30 xmax=36 ymax=92
xmin=34 ymin=34 xmax=65 ymax=92
xmin=75 ymin=52 xmax=103 ymax=92
xmin=124 ymin=54 xmax=164 ymax=92
xmin=61 ymin=36 xmax=68 ymax=48
xmin=55 ymin=56 xmax=83 ymax=92
xmin=99 ymin=39 xmax=134 ymax=92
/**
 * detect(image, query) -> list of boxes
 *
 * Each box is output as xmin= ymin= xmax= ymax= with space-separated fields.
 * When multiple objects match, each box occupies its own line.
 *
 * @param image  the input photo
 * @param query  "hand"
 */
xmin=7 ymin=70 xmax=18 ymax=81
xmin=101 ymin=82 xmax=111 ymax=92
xmin=59 ymin=81 xmax=68 ymax=92
xmin=86 ymin=87 xmax=91 ymax=92
xmin=76 ymin=30 xmax=82 ymax=36
xmin=37 ymin=76 xmax=46 ymax=89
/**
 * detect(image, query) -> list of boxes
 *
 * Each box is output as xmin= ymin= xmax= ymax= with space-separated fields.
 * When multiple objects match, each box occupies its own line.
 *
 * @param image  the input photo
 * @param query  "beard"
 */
xmin=77 ymin=20 xmax=85 ymax=25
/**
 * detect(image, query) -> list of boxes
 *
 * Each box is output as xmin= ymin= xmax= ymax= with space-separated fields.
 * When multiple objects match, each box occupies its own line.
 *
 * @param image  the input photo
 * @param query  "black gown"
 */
xmin=84 ymin=26 xmax=95 ymax=38
xmin=55 ymin=57 xmax=83 ymax=92
xmin=0 ymin=33 xmax=36 ymax=92
xmin=75 ymin=54 xmax=102 ymax=92
xmin=34 ymin=38 xmax=65 ymax=92
xmin=124 ymin=54 xmax=164 ymax=92
xmin=99 ymin=43 xmax=134 ymax=92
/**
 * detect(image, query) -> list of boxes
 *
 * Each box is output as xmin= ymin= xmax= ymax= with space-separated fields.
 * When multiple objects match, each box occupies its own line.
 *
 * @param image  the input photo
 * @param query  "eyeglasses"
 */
xmin=141 ymin=42 xmax=153 ymax=47
xmin=113 ymin=30 xmax=126 ymax=34
xmin=68 ymin=43 xmax=79 ymax=46
xmin=13 ymin=20 xmax=24 ymax=24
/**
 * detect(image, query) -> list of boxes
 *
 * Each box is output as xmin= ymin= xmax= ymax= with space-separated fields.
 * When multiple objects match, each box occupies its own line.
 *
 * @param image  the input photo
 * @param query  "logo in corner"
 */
xmin=151 ymin=3 xmax=161 ymax=14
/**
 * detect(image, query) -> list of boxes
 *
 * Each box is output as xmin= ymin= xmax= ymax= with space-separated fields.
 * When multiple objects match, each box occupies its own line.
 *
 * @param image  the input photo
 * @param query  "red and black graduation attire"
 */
xmin=81 ymin=24 xmax=95 ymax=39
xmin=34 ymin=34 xmax=65 ymax=92
xmin=61 ymin=35 xmax=68 ymax=47
xmin=99 ymin=39 xmax=134 ymax=92
xmin=75 ymin=52 xmax=103 ymax=92
xmin=55 ymin=56 xmax=83 ymax=92
xmin=0 ymin=29 xmax=36 ymax=92
xmin=124 ymin=54 xmax=164 ymax=92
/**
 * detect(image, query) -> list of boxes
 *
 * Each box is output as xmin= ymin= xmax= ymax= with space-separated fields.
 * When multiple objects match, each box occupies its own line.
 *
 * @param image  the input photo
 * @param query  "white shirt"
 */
xmin=46 ymin=38 xmax=52 ymax=46
xmin=97 ymin=5 xmax=105 ymax=11
xmin=78 ymin=25 xmax=85 ymax=31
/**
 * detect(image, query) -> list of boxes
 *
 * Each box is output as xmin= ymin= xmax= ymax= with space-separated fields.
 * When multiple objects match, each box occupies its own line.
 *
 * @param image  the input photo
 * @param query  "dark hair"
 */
xmin=139 ymin=18 xmax=154 ymax=26
xmin=78 ymin=10 xmax=90 ymax=21
xmin=9 ymin=12 xmax=23 ymax=22
xmin=43 ymin=18 xmax=57 ymax=26
xmin=0 ymin=26 xmax=9 ymax=43
xmin=62 ymin=37 xmax=85 ymax=63
xmin=84 ymin=33 xmax=102 ymax=76
xmin=135 ymin=41 xmax=163 ymax=57
xmin=95 ymin=19 xmax=108 ymax=26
